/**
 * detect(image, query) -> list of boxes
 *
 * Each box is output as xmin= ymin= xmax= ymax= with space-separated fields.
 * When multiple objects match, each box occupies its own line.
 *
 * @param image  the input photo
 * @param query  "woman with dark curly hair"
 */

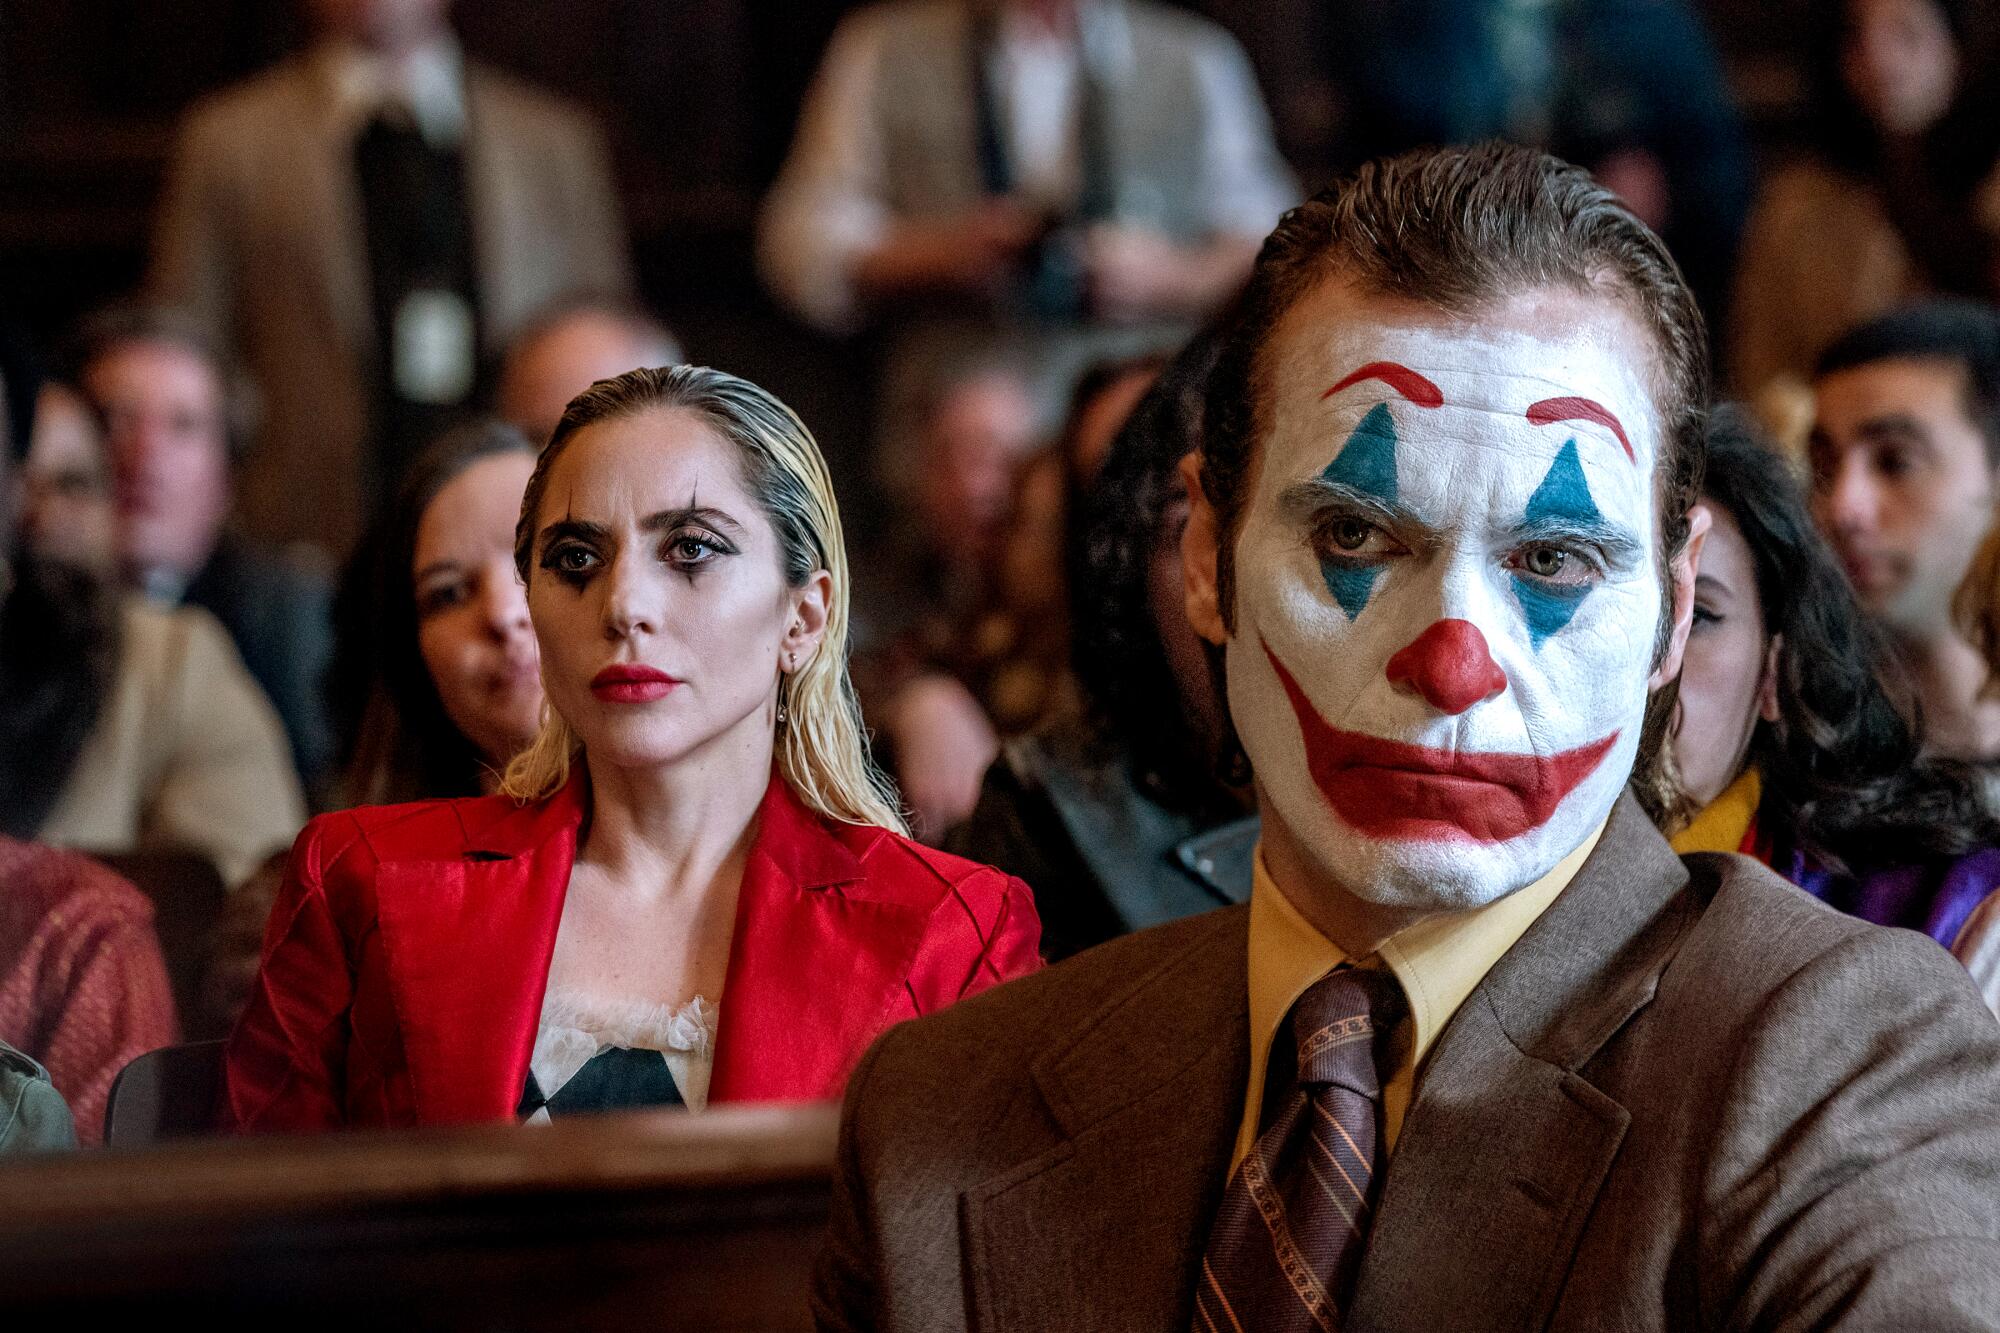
xmin=1668 ymin=405 xmax=2000 ymax=958
xmin=948 ymin=321 xmax=1254 ymax=961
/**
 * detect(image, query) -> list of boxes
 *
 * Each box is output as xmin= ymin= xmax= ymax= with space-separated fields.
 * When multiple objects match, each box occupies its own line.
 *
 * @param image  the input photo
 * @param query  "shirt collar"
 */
xmin=1244 ymin=817 xmax=1607 ymax=1119
xmin=993 ymin=0 xmax=1133 ymax=77
xmin=316 ymin=34 xmax=467 ymax=149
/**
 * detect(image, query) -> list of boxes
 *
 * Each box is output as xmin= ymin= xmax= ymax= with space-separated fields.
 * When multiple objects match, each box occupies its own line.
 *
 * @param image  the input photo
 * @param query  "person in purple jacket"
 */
xmin=1667 ymin=404 xmax=2000 ymax=966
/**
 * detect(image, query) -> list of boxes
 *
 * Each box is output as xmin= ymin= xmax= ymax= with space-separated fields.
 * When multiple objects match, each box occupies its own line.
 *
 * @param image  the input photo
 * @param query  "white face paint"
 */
xmin=1228 ymin=283 xmax=1664 ymax=913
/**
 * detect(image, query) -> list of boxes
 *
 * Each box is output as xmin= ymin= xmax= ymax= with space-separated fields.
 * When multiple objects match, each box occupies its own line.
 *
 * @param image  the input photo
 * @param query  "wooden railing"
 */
xmin=0 ymin=1102 xmax=840 ymax=1330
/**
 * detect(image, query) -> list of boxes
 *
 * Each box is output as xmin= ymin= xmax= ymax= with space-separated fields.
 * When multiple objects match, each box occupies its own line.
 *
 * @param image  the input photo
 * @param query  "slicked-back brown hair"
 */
xmin=1197 ymin=142 xmax=1711 ymax=792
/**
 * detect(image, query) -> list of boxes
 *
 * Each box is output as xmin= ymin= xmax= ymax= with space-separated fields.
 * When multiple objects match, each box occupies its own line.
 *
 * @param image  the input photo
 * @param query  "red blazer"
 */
xmin=224 ymin=773 xmax=1041 ymax=1131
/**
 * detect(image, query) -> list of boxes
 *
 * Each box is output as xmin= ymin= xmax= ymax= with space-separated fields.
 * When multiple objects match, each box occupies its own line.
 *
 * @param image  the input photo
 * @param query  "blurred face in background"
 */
xmin=22 ymin=383 xmax=115 ymax=572
xmin=83 ymin=338 xmax=233 ymax=580
xmin=1810 ymin=357 xmax=1995 ymax=638
xmin=918 ymin=371 xmax=1038 ymax=571
xmin=499 ymin=311 xmax=683 ymax=446
xmin=1674 ymin=501 xmax=1780 ymax=810
xmin=1843 ymin=0 xmax=1959 ymax=136
xmin=525 ymin=408 xmax=828 ymax=776
xmin=413 ymin=450 xmax=542 ymax=768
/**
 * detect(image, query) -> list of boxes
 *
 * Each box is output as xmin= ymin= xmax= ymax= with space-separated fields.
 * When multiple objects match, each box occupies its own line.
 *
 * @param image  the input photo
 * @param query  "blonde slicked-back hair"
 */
xmin=500 ymin=365 xmax=906 ymax=834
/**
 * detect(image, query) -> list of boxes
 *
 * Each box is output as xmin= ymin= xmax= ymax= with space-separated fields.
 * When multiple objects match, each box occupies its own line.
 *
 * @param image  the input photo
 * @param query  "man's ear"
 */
xmin=1179 ymin=452 xmax=1229 ymax=646
xmin=1647 ymin=505 xmax=1711 ymax=691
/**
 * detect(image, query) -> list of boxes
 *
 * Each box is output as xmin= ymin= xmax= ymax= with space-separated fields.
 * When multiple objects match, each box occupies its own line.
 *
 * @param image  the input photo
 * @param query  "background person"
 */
xmin=1733 ymin=0 xmax=2000 ymax=403
xmin=496 ymin=295 xmax=685 ymax=445
xmin=1668 ymin=406 xmax=2000 ymax=957
xmin=1809 ymin=299 xmax=2000 ymax=762
xmin=148 ymin=0 xmax=635 ymax=558
xmin=1 ymin=376 xmax=305 ymax=887
xmin=333 ymin=420 xmax=542 ymax=806
xmin=0 ymin=380 xmax=183 ymax=1148
xmin=225 ymin=366 xmax=1039 ymax=1132
xmin=758 ymin=0 xmax=1295 ymax=488
xmin=948 ymin=325 xmax=1253 ymax=959
xmin=71 ymin=305 xmax=337 ymax=798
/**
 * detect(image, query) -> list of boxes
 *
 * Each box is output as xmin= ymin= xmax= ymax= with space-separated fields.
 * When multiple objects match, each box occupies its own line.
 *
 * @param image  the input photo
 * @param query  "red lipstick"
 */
xmin=590 ymin=663 xmax=682 ymax=704
xmin=1264 ymin=640 xmax=1616 ymax=843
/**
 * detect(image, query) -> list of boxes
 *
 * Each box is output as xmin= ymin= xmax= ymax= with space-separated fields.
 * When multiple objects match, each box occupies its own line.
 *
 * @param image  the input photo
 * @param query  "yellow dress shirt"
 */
xmin=1669 ymin=767 xmax=1762 ymax=856
xmin=1234 ymin=820 xmax=1606 ymax=1168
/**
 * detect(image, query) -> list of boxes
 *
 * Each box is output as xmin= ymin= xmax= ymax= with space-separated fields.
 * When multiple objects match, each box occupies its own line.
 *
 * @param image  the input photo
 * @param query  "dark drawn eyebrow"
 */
xmin=1322 ymin=361 xmax=1445 ymax=408
xmin=1526 ymin=396 xmax=1635 ymax=463
xmin=537 ymin=507 xmax=746 ymax=552
xmin=638 ymin=505 xmax=747 ymax=537
xmin=537 ymin=517 xmax=608 ymax=551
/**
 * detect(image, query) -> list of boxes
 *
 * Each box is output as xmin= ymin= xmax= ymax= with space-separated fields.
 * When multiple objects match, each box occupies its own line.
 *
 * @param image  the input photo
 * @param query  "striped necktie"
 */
xmin=1195 ymin=966 xmax=1406 ymax=1332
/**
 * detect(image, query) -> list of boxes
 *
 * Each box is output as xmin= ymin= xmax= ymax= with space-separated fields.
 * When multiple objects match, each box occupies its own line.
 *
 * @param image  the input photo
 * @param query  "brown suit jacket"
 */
xmin=149 ymin=52 xmax=634 ymax=556
xmin=814 ymin=795 xmax=2000 ymax=1330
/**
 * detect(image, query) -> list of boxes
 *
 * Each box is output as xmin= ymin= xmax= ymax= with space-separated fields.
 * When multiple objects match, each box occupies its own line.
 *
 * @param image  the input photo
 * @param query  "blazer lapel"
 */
xmin=964 ymin=908 xmax=1250 ymax=1332
xmin=374 ymin=777 xmax=586 ymax=1124
xmin=707 ymin=779 xmax=931 ymax=1104
xmin=1349 ymin=795 xmax=1698 ymax=1331
xmin=289 ymin=56 xmax=375 ymax=359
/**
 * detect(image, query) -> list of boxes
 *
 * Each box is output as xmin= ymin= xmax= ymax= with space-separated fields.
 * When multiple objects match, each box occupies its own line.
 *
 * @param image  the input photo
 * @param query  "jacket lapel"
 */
xmin=1349 ymin=795 xmax=1698 ymax=1330
xmin=707 ymin=779 xmax=931 ymax=1104
xmin=290 ymin=56 xmax=375 ymax=359
xmin=964 ymin=908 xmax=1250 ymax=1332
xmin=374 ymin=776 xmax=586 ymax=1124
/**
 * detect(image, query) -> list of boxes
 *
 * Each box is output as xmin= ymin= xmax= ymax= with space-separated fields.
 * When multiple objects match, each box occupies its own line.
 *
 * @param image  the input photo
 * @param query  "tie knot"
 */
xmin=1288 ymin=966 xmax=1404 ymax=1095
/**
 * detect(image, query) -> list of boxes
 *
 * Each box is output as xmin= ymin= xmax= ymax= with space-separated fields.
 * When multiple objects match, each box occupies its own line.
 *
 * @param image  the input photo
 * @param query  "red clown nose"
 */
xmin=1384 ymin=618 xmax=1508 ymax=714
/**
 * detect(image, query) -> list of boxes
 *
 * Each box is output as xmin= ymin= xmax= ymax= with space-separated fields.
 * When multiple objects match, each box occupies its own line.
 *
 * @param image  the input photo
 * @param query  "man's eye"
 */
xmin=1523 ymin=546 xmax=1567 ymax=578
xmin=1511 ymin=543 xmax=1597 ymax=586
xmin=1330 ymin=518 xmax=1373 ymax=551
xmin=1692 ymin=604 xmax=1721 ymax=628
xmin=1875 ymin=448 xmax=1914 ymax=478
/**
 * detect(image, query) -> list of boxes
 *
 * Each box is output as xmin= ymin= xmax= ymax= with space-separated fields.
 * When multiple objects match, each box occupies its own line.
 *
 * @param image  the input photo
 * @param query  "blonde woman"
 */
xmin=225 ymin=367 xmax=1041 ymax=1131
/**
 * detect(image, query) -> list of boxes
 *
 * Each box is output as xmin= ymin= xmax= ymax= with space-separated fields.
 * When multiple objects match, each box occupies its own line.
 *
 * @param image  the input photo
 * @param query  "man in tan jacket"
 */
xmin=813 ymin=144 xmax=2000 ymax=1330
xmin=148 ymin=0 xmax=633 ymax=558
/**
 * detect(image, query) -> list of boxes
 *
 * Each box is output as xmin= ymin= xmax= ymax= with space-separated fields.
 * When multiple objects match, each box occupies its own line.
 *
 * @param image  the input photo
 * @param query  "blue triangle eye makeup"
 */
xmin=1516 ymin=439 xmax=1597 ymax=648
xmin=1317 ymin=402 xmax=1398 ymax=619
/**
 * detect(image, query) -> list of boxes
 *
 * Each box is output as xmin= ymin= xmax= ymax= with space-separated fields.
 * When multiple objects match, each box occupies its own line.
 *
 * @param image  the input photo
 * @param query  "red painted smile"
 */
xmin=1264 ymin=642 xmax=1617 ymax=843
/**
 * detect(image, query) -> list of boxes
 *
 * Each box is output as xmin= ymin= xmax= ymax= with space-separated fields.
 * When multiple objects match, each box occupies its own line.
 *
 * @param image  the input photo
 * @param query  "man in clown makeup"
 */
xmin=811 ymin=145 xmax=2000 ymax=1332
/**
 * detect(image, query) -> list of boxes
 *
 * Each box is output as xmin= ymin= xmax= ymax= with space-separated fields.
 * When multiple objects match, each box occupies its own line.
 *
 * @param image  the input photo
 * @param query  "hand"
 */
xmin=1084 ymin=225 xmax=1257 ymax=323
xmin=1083 ymin=223 xmax=1190 ymax=323
xmin=855 ymin=201 xmax=1040 ymax=302
xmin=881 ymin=673 xmax=1000 ymax=844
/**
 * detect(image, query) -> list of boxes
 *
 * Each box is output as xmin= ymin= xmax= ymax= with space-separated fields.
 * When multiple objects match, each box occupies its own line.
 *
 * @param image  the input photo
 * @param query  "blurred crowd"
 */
xmin=8 ymin=0 xmax=2000 ymax=1148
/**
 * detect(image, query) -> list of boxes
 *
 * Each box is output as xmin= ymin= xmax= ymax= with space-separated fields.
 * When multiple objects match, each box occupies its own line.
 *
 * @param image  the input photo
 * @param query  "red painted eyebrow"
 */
xmin=1323 ymin=361 xmax=1444 ymax=408
xmin=1526 ymin=396 xmax=1635 ymax=463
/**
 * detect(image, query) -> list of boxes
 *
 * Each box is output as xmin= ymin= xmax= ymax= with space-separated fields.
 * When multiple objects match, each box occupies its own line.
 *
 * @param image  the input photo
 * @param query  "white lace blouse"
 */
xmin=524 ymin=990 xmax=719 ymax=1122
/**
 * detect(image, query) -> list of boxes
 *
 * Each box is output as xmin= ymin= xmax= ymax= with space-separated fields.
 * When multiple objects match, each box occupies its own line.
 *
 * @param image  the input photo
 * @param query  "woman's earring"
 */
xmin=788 ymin=650 xmax=797 ymax=670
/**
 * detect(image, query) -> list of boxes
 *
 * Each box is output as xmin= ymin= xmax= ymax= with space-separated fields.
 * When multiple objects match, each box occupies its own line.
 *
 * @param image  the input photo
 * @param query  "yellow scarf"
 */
xmin=1670 ymin=768 xmax=1762 ymax=855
